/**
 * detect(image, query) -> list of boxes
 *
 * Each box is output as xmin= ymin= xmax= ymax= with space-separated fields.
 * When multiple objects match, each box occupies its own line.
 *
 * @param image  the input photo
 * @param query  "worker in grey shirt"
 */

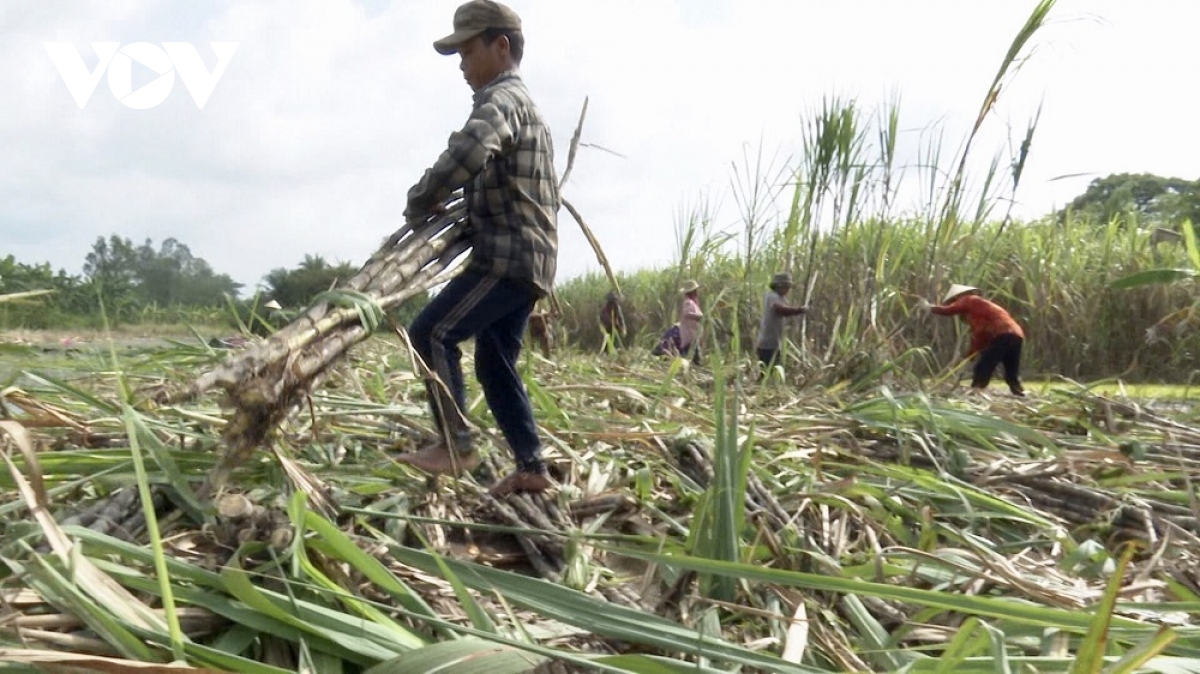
xmin=755 ymin=272 xmax=808 ymax=373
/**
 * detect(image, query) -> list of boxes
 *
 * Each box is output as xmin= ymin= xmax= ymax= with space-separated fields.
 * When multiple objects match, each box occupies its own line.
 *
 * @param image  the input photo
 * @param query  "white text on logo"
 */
xmin=44 ymin=42 xmax=238 ymax=109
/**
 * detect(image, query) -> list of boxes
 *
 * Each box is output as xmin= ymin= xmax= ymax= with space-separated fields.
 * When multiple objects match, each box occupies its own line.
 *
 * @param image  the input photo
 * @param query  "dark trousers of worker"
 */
xmin=757 ymin=347 xmax=779 ymax=381
xmin=972 ymin=332 xmax=1025 ymax=395
xmin=757 ymin=348 xmax=779 ymax=368
xmin=408 ymin=269 xmax=545 ymax=473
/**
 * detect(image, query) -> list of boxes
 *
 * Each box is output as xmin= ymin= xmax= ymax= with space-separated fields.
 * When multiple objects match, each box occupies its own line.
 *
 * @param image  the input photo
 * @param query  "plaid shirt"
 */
xmin=405 ymin=71 xmax=560 ymax=295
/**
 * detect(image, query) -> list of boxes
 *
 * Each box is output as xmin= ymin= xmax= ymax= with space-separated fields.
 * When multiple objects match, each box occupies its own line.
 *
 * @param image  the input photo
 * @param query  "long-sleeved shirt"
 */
xmin=679 ymin=297 xmax=702 ymax=348
xmin=931 ymin=295 xmax=1024 ymax=356
xmin=756 ymin=291 xmax=785 ymax=349
xmin=405 ymin=71 xmax=560 ymax=295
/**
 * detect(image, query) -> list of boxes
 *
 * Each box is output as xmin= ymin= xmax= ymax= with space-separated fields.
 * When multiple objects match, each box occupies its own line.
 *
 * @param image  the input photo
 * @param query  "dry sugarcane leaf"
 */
xmin=781 ymin=597 xmax=809 ymax=664
xmin=0 ymin=420 xmax=167 ymax=633
xmin=0 ymin=648 xmax=224 ymax=673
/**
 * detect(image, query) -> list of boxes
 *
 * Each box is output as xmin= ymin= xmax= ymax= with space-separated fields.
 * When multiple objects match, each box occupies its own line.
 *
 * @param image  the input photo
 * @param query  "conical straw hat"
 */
xmin=942 ymin=284 xmax=978 ymax=303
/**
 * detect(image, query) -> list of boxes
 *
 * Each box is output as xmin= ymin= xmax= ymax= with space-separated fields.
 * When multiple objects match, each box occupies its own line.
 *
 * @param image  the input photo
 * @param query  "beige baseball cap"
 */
xmin=433 ymin=0 xmax=522 ymax=55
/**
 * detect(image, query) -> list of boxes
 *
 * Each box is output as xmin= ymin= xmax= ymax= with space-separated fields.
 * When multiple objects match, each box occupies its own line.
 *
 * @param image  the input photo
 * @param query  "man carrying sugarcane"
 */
xmin=919 ymin=284 xmax=1026 ymax=397
xmin=396 ymin=0 xmax=560 ymax=496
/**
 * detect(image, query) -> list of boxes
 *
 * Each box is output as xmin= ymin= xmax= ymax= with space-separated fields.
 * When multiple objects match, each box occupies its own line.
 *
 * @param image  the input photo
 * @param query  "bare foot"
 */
xmin=490 ymin=470 xmax=553 ymax=497
xmin=394 ymin=443 xmax=480 ymax=476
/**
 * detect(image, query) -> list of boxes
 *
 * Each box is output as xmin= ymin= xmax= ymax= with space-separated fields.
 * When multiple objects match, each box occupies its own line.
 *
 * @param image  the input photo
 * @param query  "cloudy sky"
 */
xmin=2 ymin=0 xmax=1197 ymax=292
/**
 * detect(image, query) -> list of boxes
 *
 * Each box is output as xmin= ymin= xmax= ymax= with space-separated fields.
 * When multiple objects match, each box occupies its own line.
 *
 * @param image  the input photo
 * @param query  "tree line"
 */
xmin=0 ymin=235 xmax=393 ymax=330
xmin=1060 ymin=173 xmax=1200 ymax=230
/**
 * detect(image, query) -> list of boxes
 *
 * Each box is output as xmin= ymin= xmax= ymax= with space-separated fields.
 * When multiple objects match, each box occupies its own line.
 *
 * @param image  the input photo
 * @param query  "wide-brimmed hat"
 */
xmin=433 ymin=0 xmax=522 ymax=55
xmin=679 ymin=280 xmax=701 ymax=294
xmin=263 ymin=299 xmax=282 ymax=311
xmin=769 ymin=272 xmax=793 ymax=289
xmin=942 ymin=284 xmax=979 ymax=303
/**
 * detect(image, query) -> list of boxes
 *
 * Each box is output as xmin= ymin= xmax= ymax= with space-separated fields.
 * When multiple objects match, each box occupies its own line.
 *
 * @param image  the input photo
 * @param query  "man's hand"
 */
xmin=403 ymin=201 xmax=448 ymax=226
xmin=916 ymin=298 xmax=932 ymax=312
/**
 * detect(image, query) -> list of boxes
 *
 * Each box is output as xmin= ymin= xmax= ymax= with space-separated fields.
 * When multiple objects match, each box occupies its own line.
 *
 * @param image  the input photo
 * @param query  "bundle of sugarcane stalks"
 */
xmin=161 ymin=203 xmax=471 ymax=492
xmin=166 ymin=99 xmax=617 ymax=495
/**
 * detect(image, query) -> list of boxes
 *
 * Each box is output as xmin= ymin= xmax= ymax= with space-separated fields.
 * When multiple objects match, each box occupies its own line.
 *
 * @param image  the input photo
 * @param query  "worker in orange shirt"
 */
xmin=919 ymin=284 xmax=1026 ymax=397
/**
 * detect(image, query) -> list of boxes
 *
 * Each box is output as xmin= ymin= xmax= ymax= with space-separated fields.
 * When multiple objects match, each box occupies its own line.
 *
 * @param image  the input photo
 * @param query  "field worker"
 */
xmin=398 ymin=0 xmax=560 ymax=496
xmin=599 ymin=289 xmax=627 ymax=349
xmin=652 ymin=280 xmax=702 ymax=363
xmin=677 ymin=280 xmax=703 ymax=362
xmin=919 ymin=284 xmax=1026 ymax=397
xmin=527 ymin=307 xmax=554 ymax=358
xmin=755 ymin=272 xmax=807 ymax=371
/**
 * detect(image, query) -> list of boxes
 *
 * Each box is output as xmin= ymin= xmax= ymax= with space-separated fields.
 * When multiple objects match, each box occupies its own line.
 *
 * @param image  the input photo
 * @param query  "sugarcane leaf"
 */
xmin=303 ymin=511 xmax=443 ymax=625
xmin=364 ymin=639 xmax=543 ymax=674
xmin=1109 ymin=269 xmax=1196 ymax=289
xmin=13 ymin=554 xmax=159 ymax=661
xmin=1073 ymin=545 xmax=1137 ymax=673
xmin=120 ymin=401 xmax=204 ymax=519
xmin=208 ymin=624 xmax=260 ymax=657
xmin=905 ymin=655 xmax=1200 ymax=673
xmin=1183 ymin=219 xmax=1200 ymax=272
xmin=1104 ymin=627 xmax=1180 ymax=674
xmin=67 ymin=526 xmax=224 ymax=588
xmin=219 ymin=550 xmax=406 ymax=663
xmin=0 ymin=649 xmax=224 ymax=672
xmin=978 ymin=620 xmax=1014 ymax=674
xmin=608 ymin=548 xmax=1155 ymax=638
xmin=19 ymin=371 xmax=122 ymax=414
xmin=0 ymin=289 xmax=55 ymax=304
xmin=118 ymin=399 xmax=187 ymax=662
xmin=427 ymin=546 xmax=499 ymax=636
xmin=842 ymin=594 xmax=919 ymax=670
xmin=295 ymin=542 xmax=426 ymax=649
xmin=289 ymin=506 xmax=424 ymax=648
xmin=1 ymin=423 xmax=167 ymax=633
xmin=592 ymin=655 xmax=733 ymax=674
xmin=130 ymin=620 xmax=300 ymax=674
xmin=385 ymin=545 xmax=824 ymax=673
xmin=930 ymin=617 xmax=989 ymax=673
xmin=110 ymin=568 xmax=376 ymax=665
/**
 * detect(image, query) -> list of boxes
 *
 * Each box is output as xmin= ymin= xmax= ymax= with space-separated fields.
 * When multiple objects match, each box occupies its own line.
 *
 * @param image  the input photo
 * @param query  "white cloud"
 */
xmin=1 ymin=0 xmax=1197 ymax=291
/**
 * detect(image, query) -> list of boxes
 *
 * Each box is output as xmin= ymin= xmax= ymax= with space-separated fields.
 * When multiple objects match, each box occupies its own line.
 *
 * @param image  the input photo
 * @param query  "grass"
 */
xmin=0 ymin=326 xmax=230 ymax=387
xmin=3 ymin=337 xmax=1200 ymax=672
xmin=5 ymin=1 xmax=1200 ymax=671
xmin=1029 ymin=380 xmax=1200 ymax=400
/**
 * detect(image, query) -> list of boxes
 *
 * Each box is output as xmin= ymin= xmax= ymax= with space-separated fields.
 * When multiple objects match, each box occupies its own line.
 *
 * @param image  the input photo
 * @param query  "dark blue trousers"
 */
xmin=408 ymin=270 xmax=544 ymax=472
